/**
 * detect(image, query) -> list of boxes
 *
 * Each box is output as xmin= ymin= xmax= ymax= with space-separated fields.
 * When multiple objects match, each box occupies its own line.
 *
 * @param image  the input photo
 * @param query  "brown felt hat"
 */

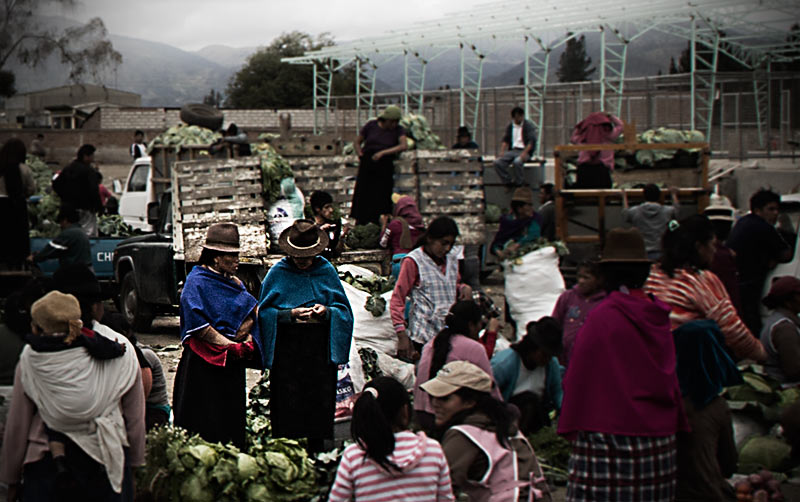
xmin=30 ymin=291 xmax=82 ymax=335
xmin=511 ymin=187 xmax=534 ymax=204
xmin=600 ymin=227 xmax=651 ymax=263
xmin=203 ymin=223 xmax=240 ymax=253
xmin=278 ymin=219 xmax=329 ymax=258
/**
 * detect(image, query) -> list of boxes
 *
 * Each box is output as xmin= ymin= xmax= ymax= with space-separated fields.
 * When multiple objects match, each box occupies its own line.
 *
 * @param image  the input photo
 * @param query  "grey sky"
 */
xmin=61 ymin=0 xmax=490 ymax=51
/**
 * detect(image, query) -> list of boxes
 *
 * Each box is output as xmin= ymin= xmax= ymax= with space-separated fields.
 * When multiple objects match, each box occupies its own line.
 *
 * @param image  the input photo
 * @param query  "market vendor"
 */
xmin=490 ymin=187 xmax=542 ymax=261
xmin=380 ymin=194 xmax=425 ymax=278
xmin=391 ymin=216 xmax=472 ymax=359
xmin=257 ymin=219 xmax=354 ymax=452
xmin=310 ymin=190 xmax=348 ymax=261
xmin=172 ymin=223 xmax=262 ymax=450
xmin=351 ymin=106 xmax=408 ymax=226
xmin=569 ymin=111 xmax=624 ymax=189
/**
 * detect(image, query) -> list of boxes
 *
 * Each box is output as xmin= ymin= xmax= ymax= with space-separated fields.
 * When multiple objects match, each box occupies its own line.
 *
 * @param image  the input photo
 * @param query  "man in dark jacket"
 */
xmin=493 ymin=107 xmax=537 ymax=187
xmin=52 ymin=144 xmax=102 ymax=236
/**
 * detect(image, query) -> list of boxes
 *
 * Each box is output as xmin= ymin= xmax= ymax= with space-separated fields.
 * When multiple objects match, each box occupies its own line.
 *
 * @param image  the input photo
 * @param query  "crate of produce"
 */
xmin=289 ymin=155 xmax=360 ymax=213
xmin=172 ymin=158 xmax=268 ymax=262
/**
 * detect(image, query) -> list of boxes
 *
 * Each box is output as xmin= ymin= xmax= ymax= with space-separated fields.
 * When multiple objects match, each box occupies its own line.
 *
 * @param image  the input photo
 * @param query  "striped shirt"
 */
xmin=329 ymin=431 xmax=455 ymax=502
xmin=644 ymin=265 xmax=767 ymax=361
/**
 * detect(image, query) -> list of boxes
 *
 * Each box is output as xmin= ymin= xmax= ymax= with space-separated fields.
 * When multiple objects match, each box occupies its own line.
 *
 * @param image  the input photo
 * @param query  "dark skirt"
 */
xmin=574 ymin=162 xmax=613 ymax=189
xmin=172 ymin=346 xmax=247 ymax=449
xmin=0 ymin=197 xmax=29 ymax=268
xmin=350 ymin=154 xmax=395 ymax=225
xmin=270 ymin=321 xmax=336 ymax=441
xmin=567 ymin=432 xmax=677 ymax=502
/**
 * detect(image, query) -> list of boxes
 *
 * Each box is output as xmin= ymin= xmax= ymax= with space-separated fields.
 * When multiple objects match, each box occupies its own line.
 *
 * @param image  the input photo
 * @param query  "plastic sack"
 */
xmin=504 ymin=246 xmax=565 ymax=330
xmin=339 ymin=265 xmax=397 ymax=356
xmin=335 ymin=342 xmax=367 ymax=419
xmin=376 ymin=351 xmax=415 ymax=390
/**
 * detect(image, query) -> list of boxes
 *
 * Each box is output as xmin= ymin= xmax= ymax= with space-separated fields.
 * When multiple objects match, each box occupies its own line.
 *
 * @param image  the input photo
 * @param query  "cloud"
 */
xmin=68 ymin=0 xmax=488 ymax=51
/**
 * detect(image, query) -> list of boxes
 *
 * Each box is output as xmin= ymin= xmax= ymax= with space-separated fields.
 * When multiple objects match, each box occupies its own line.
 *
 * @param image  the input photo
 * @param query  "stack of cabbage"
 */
xmin=146 ymin=124 xmax=222 ymax=153
xmin=251 ymin=143 xmax=295 ymax=204
xmin=139 ymin=426 xmax=318 ymax=502
xmin=400 ymin=113 xmax=444 ymax=150
xmin=633 ymin=128 xmax=705 ymax=167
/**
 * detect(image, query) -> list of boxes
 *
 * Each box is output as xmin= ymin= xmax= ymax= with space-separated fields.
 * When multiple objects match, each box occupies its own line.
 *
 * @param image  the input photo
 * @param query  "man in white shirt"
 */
xmin=493 ymin=107 xmax=538 ymax=187
xmin=130 ymin=130 xmax=147 ymax=159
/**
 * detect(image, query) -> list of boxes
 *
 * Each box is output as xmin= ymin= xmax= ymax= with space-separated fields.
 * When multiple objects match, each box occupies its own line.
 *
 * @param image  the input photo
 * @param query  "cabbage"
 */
xmin=237 ymin=452 xmax=260 ymax=481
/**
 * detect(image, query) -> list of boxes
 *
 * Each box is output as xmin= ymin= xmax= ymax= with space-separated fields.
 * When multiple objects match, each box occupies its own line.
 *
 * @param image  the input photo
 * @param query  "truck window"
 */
xmin=127 ymin=164 xmax=148 ymax=192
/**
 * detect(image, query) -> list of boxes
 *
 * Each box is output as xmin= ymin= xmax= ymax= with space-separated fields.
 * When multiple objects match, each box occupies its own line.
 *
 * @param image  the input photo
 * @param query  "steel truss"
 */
xmin=283 ymin=0 xmax=799 ymax=144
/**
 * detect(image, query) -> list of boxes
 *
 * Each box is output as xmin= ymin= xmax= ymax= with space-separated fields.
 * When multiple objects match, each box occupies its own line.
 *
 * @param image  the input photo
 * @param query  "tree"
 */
xmin=668 ymin=57 xmax=679 ymax=75
xmin=678 ymin=42 xmax=691 ymax=73
xmin=203 ymin=88 xmax=222 ymax=107
xmin=556 ymin=34 xmax=595 ymax=82
xmin=1 ymin=1 xmax=122 ymax=96
xmin=226 ymin=31 xmax=355 ymax=109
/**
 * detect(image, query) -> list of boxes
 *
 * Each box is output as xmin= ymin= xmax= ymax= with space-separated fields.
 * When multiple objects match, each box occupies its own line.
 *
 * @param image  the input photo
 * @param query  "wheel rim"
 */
xmin=124 ymin=285 xmax=137 ymax=323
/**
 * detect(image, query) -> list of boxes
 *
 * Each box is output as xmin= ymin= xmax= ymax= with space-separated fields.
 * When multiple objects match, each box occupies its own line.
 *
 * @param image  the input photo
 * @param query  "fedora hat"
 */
xmin=278 ymin=219 xmax=329 ymax=258
xmin=600 ymin=228 xmax=651 ymax=263
xmin=203 ymin=223 xmax=240 ymax=253
xmin=511 ymin=187 xmax=534 ymax=204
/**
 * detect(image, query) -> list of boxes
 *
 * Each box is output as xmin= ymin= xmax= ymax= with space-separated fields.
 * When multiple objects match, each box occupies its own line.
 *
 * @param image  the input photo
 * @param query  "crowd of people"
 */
xmin=0 ymin=113 xmax=798 ymax=502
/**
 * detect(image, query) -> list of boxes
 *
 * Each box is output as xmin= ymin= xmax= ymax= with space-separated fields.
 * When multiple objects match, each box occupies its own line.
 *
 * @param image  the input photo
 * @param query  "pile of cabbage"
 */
xmin=400 ymin=113 xmax=444 ymax=150
xmin=146 ymin=124 xmax=222 ymax=153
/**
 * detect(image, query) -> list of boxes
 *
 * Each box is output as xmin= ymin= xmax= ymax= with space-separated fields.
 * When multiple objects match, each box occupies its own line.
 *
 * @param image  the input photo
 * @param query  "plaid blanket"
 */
xmin=567 ymin=432 xmax=677 ymax=502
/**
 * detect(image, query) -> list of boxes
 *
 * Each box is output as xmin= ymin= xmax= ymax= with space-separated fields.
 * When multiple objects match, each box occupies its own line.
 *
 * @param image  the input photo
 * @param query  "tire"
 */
xmin=180 ymin=103 xmax=224 ymax=131
xmin=120 ymin=272 xmax=155 ymax=332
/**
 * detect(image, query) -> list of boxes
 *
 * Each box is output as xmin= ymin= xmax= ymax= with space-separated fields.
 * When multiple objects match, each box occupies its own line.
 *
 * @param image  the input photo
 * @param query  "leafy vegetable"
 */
xmin=253 ymin=144 xmax=295 ymax=204
xmin=358 ymin=347 xmax=383 ymax=382
xmin=485 ymin=203 xmax=501 ymax=224
xmin=527 ymin=425 xmax=571 ymax=482
xmin=28 ymin=192 xmax=61 ymax=238
xmin=400 ymin=113 xmax=444 ymax=150
xmin=343 ymin=223 xmax=381 ymax=249
xmin=147 ymin=124 xmax=222 ymax=153
xmin=503 ymin=238 xmax=570 ymax=264
xmin=98 ymin=214 xmax=137 ymax=238
xmin=339 ymin=270 xmax=395 ymax=316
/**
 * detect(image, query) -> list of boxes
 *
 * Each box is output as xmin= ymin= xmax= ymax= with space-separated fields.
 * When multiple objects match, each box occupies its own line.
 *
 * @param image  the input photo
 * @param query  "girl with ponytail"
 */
xmin=329 ymin=377 xmax=454 ymax=501
xmin=413 ymin=300 xmax=502 ymax=434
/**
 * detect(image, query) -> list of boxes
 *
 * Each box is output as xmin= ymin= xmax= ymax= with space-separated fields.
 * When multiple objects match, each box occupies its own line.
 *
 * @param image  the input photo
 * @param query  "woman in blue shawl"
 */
xmin=258 ymin=220 xmax=353 ymax=450
xmin=172 ymin=223 xmax=262 ymax=449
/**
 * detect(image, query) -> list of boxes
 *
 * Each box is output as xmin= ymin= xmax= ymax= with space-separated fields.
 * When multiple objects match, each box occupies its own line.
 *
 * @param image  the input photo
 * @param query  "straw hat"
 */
xmin=278 ymin=219 xmax=329 ymax=258
xmin=202 ymin=223 xmax=240 ymax=253
xmin=599 ymin=228 xmax=651 ymax=263
xmin=30 ymin=291 xmax=82 ymax=335
xmin=420 ymin=361 xmax=493 ymax=397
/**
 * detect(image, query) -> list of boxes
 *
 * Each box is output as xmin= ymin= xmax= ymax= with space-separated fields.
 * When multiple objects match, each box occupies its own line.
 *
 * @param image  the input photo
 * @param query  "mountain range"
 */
xmin=8 ymin=17 xmax=688 ymax=107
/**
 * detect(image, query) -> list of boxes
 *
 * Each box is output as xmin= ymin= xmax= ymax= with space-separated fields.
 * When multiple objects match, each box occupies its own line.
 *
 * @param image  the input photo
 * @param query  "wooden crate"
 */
xmin=262 ymin=135 xmax=341 ymax=157
xmin=289 ymin=155 xmax=360 ymax=213
xmin=612 ymin=166 xmax=704 ymax=187
xmin=172 ymin=158 xmax=268 ymax=262
xmin=416 ymin=150 xmax=485 ymax=245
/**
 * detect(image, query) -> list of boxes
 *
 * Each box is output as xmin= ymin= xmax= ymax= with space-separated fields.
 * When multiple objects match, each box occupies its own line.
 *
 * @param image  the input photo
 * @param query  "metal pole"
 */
xmin=600 ymin=28 xmax=607 ymax=112
xmin=313 ymin=63 xmax=318 ymax=135
xmin=403 ymin=51 xmax=410 ymax=115
xmin=460 ymin=44 xmax=466 ymax=126
xmin=524 ymin=37 xmax=530 ymax=120
xmin=690 ymin=18 xmax=697 ymax=131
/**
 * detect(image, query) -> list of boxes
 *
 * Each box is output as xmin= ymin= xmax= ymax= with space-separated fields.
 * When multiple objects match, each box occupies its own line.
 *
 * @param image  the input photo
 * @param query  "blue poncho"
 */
xmin=257 ymin=257 xmax=353 ymax=369
xmin=180 ymin=266 xmax=263 ymax=364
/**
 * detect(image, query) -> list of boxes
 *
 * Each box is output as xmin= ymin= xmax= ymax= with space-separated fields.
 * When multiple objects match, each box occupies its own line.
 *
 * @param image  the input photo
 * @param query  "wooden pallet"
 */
xmin=172 ymin=158 xmax=268 ymax=262
xmin=288 ymin=155 xmax=360 ymax=212
xmin=416 ymin=150 xmax=485 ymax=245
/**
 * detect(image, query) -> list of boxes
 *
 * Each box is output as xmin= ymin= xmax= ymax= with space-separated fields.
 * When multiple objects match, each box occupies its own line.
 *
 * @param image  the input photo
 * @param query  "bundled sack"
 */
xmin=339 ymin=265 xmax=397 ymax=355
xmin=504 ymin=246 xmax=565 ymax=329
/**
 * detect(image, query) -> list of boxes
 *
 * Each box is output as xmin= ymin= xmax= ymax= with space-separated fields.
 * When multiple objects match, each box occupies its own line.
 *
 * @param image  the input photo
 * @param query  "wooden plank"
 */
xmin=420 ymin=204 xmax=484 ymax=215
xmin=417 ymin=173 xmax=484 ymax=185
xmin=420 ymin=190 xmax=485 ymax=201
xmin=182 ymin=212 xmax=266 ymax=225
xmin=555 ymin=142 xmax=709 ymax=153
xmin=180 ymin=199 xmax=264 ymax=214
xmin=417 ymin=163 xmax=483 ymax=173
xmin=178 ymin=185 xmax=262 ymax=198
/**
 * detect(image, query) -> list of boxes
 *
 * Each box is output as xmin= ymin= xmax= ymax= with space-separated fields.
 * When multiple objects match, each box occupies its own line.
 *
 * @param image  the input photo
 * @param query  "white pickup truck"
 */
xmin=118 ymin=156 xmax=156 ymax=232
xmin=764 ymin=193 xmax=800 ymax=295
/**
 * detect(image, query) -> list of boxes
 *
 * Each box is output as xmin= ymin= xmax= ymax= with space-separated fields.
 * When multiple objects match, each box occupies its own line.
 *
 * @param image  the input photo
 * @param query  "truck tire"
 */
xmin=180 ymin=103 xmax=224 ymax=131
xmin=120 ymin=272 xmax=155 ymax=332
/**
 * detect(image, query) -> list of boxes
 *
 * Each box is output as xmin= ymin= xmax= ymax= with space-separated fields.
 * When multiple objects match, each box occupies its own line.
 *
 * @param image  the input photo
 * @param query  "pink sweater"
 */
xmin=0 ymin=364 xmax=146 ymax=485
xmin=329 ymin=431 xmax=454 ymax=502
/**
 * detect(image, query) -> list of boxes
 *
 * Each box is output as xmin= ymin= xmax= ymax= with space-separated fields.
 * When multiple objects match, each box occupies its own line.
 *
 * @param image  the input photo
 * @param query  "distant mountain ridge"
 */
xmin=8 ymin=17 xmax=688 ymax=107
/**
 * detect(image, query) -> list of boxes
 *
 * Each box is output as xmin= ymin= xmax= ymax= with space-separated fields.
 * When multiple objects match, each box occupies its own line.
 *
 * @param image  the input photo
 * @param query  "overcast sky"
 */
xmin=58 ymin=0 xmax=491 ymax=51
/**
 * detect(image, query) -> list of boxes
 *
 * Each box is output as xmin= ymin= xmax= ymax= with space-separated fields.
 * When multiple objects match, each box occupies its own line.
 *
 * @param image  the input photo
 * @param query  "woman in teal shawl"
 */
xmin=258 ymin=220 xmax=353 ymax=449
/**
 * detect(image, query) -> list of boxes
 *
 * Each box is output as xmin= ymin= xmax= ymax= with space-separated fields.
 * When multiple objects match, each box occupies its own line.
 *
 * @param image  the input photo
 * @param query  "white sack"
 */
xmin=504 ymin=246 xmax=565 ymax=330
xmin=376 ymin=351 xmax=416 ymax=390
xmin=339 ymin=265 xmax=397 ymax=356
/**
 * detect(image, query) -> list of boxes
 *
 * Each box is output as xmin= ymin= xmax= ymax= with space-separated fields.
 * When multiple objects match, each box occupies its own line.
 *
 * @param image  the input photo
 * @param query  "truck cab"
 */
xmin=119 ymin=156 xmax=156 ymax=232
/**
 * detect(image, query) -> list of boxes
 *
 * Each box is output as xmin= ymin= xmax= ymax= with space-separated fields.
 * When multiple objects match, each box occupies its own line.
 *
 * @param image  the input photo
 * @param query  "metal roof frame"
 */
xmin=283 ymin=0 xmax=799 ymax=145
